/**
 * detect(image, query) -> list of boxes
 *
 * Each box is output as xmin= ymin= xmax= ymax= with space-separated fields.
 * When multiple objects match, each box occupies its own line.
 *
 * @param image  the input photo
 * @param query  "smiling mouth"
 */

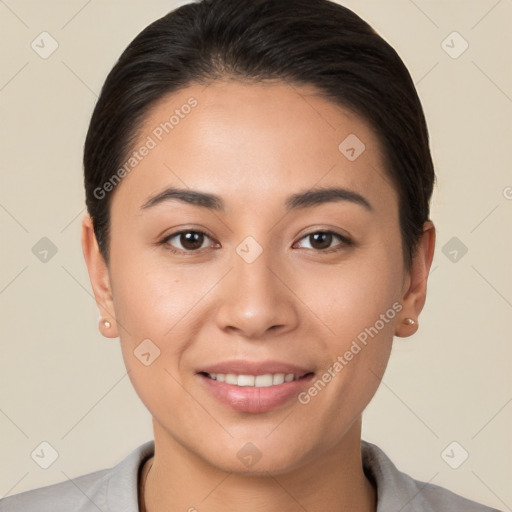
xmin=199 ymin=371 xmax=314 ymax=387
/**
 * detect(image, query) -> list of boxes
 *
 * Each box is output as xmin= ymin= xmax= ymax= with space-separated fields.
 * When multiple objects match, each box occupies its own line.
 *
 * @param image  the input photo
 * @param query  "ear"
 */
xmin=395 ymin=220 xmax=436 ymax=338
xmin=81 ymin=214 xmax=119 ymax=338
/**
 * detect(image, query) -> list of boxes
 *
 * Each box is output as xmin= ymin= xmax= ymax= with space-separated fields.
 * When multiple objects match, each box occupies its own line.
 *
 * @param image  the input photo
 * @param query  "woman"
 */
xmin=0 ymin=0 xmax=502 ymax=511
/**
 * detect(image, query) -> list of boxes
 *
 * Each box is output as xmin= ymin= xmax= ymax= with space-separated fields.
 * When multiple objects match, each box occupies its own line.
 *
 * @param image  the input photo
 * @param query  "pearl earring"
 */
xmin=404 ymin=318 xmax=415 ymax=325
xmin=102 ymin=319 xmax=111 ymax=328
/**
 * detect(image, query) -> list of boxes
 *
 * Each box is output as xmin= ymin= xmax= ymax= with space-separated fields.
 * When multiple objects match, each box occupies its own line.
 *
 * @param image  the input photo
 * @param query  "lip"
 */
xmin=196 ymin=359 xmax=313 ymax=377
xmin=196 ymin=359 xmax=315 ymax=413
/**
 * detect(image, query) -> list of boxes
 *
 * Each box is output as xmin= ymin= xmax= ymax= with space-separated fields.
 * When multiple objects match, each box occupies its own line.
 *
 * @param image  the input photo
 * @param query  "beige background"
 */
xmin=0 ymin=0 xmax=511 ymax=509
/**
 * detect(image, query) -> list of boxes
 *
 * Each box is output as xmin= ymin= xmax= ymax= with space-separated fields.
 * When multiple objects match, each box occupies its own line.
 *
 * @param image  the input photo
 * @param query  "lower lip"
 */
xmin=197 ymin=373 xmax=315 ymax=413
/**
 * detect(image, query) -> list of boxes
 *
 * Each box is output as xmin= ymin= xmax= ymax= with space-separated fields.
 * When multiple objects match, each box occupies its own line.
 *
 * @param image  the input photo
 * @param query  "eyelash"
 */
xmin=159 ymin=229 xmax=353 ymax=255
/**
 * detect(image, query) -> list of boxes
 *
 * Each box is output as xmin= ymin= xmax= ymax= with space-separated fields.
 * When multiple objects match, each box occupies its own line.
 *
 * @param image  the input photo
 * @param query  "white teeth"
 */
xmin=207 ymin=372 xmax=301 ymax=387
xmin=255 ymin=374 xmax=273 ymax=387
xmin=225 ymin=374 xmax=238 ymax=385
xmin=237 ymin=375 xmax=255 ymax=386
xmin=272 ymin=373 xmax=285 ymax=385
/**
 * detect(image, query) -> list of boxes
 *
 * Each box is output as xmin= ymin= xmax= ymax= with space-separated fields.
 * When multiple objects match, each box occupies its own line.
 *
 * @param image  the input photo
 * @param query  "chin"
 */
xmin=202 ymin=440 xmax=311 ymax=477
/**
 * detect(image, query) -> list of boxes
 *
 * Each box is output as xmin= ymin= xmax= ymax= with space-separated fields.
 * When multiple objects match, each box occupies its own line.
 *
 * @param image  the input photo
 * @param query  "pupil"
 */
xmin=311 ymin=232 xmax=331 ymax=250
xmin=182 ymin=232 xmax=203 ymax=250
xmin=177 ymin=232 xmax=333 ymax=251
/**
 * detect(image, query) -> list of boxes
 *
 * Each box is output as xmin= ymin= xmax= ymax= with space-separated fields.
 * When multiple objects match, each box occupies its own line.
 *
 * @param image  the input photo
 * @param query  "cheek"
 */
xmin=303 ymin=242 xmax=403 ymax=336
xmin=109 ymin=237 xmax=206 ymax=336
xmin=107 ymin=251 xmax=202 ymax=414
xmin=108 ymin=245 xmax=227 ymax=396
xmin=299 ymin=241 xmax=401 ymax=395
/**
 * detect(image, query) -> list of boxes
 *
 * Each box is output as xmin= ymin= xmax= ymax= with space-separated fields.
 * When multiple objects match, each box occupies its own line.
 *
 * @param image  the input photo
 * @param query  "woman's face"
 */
xmin=84 ymin=79 xmax=433 ymax=474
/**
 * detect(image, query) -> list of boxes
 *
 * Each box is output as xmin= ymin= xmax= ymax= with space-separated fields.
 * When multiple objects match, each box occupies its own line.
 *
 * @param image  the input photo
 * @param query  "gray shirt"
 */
xmin=0 ymin=440 xmax=502 ymax=511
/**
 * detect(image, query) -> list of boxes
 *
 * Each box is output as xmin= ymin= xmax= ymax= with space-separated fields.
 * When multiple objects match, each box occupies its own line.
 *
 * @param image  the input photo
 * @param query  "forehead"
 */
xmin=110 ymin=79 xmax=397 ymax=216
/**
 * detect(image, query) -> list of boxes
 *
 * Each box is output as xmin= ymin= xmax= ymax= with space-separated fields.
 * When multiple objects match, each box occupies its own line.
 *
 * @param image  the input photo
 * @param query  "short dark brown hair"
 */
xmin=84 ymin=0 xmax=436 ymax=271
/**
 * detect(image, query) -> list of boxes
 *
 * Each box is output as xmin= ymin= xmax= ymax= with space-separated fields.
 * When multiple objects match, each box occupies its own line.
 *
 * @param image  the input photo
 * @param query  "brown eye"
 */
xmin=309 ymin=232 xmax=333 ymax=250
xmin=296 ymin=231 xmax=352 ymax=252
xmin=163 ymin=230 xmax=212 ymax=252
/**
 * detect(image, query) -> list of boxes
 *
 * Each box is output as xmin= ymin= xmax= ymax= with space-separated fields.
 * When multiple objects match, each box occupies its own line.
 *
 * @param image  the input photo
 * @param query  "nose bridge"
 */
xmin=214 ymin=238 xmax=297 ymax=338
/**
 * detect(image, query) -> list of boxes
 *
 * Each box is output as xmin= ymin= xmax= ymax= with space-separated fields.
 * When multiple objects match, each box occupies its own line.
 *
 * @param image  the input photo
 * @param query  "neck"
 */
xmin=143 ymin=417 xmax=376 ymax=512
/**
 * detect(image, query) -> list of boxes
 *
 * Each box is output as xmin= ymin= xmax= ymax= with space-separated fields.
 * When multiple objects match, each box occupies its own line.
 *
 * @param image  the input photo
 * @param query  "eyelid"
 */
xmin=159 ymin=227 xmax=353 ymax=255
xmin=293 ymin=230 xmax=353 ymax=251
xmin=160 ymin=229 xmax=218 ymax=253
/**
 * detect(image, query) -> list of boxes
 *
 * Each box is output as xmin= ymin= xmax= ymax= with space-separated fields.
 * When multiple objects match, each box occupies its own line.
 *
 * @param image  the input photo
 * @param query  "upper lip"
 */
xmin=197 ymin=360 xmax=314 ymax=377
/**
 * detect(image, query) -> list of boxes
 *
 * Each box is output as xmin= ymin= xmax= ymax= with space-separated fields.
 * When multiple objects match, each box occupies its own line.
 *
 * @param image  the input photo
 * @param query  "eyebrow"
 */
xmin=140 ymin=186 xmax=373 ymax=213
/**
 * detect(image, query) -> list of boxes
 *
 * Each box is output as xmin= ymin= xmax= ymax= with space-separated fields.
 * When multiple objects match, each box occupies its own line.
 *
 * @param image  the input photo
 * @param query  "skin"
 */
xmin=82 ymin=79 xmax=435 ymax=512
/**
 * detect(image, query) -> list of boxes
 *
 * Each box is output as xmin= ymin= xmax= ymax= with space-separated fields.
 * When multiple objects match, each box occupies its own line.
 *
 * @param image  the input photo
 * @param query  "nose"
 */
xmin=214 ymin=245 xmax=300 ymax=340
